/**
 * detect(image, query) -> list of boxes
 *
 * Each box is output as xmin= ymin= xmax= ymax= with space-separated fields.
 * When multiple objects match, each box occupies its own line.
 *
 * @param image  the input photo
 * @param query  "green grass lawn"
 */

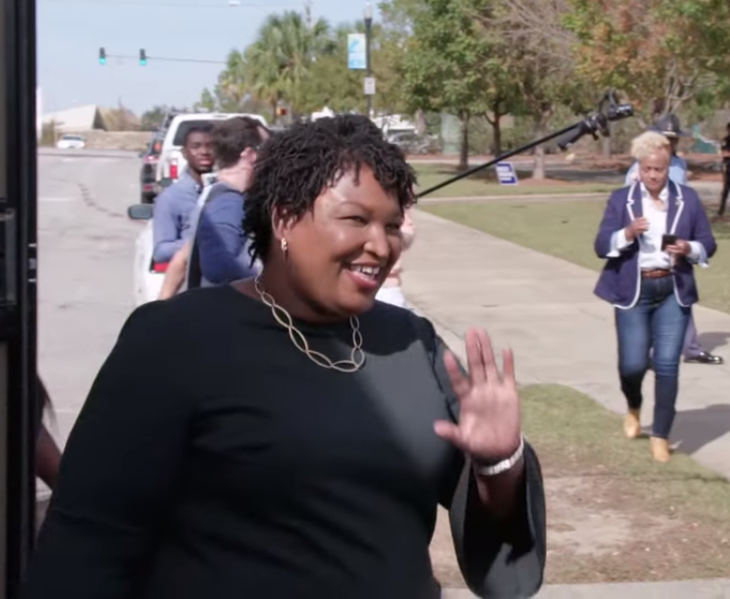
xmin=432 ymin=383 xmax=730 ymax=586
xmin=422 ymin=198 xmax=730 ymax=314
xmin=411 ymin=162 xmax=617 ymax=198
xmin=521 ymin=383 xmax=730 ymax=583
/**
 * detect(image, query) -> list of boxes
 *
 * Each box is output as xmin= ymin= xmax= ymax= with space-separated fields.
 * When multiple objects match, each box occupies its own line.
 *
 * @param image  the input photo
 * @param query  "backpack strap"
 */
xmin=186 ymin=184 xmax=230 ymax=290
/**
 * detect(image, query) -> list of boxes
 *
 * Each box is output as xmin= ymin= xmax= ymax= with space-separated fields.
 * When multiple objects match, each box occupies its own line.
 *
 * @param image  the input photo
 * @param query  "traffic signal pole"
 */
xmin=98 ymin=48 xmax=226 ymax=66
xmin=0 ymin=0 xmax=40 ymax=595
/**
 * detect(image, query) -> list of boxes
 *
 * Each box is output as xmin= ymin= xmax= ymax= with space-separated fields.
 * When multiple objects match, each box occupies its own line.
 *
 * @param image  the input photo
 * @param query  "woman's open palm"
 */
xmin=434 ymin=328 xmax=522 ymax=462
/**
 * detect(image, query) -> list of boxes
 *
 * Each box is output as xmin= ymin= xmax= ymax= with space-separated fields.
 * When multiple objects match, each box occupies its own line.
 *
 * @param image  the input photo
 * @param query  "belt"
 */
xmin=641 ymin=269 xmax=672 ymax=279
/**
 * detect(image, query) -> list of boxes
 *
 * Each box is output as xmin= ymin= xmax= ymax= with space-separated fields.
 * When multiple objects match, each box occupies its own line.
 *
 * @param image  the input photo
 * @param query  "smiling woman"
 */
xmin=26 ymin=115 xmax=546 ymax=599
xmin=241 ymin=115 xmax=414 ymax=320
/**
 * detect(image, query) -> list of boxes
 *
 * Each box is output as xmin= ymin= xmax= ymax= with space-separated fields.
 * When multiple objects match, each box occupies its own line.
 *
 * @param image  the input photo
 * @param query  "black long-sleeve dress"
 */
xmin=25 ymin=285 xmax=546 ymax=599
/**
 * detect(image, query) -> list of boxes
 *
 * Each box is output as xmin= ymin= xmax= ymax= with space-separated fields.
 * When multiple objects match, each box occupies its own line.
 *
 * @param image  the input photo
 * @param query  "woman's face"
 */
xmin=277 ymin=166 xmax=405 ymax=320
xmin=639 ymin=151 xmax=670 ymax=195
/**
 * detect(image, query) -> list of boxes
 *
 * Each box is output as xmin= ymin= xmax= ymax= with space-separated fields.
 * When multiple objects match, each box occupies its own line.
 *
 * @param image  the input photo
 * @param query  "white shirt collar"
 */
xmin=639 ymin=181 xmax=669 ymax=204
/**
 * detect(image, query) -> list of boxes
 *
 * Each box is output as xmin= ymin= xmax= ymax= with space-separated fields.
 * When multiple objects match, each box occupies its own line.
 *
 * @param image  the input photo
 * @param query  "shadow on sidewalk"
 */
xmin=672 ymin=404 xmax=730 ymax=455
xmin=697 ymin=331 xmax=730 ymax=353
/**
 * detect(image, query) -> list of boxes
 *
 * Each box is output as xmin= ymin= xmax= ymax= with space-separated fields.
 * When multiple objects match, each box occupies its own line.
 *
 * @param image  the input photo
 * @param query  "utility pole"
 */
xmin=304 ymin=0 xmax=312 ymax=28
xmin=363 ymin=2 xmax=374 ymax=119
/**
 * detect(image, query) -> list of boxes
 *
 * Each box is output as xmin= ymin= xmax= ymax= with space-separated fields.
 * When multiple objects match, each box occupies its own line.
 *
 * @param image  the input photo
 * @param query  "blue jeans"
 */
xmin=615 ymin=276 xmax=690 ymax=439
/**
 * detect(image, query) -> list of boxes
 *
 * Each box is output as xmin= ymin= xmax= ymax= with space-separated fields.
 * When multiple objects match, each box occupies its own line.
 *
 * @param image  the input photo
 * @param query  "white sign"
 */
xmin=364 ymin=77 xmax=376 ymax=96
xmin=496 ymin=162 xmax=518 ymax=185
xmin=348 ymin=33 xmax=367 ymax=70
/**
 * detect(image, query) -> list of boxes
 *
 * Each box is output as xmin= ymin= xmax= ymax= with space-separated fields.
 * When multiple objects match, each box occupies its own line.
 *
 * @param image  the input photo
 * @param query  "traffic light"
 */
xmin=99 ymin=47 xmax=106 ymax=65
xmin=139 ymin=49 xmax=147 ymax=66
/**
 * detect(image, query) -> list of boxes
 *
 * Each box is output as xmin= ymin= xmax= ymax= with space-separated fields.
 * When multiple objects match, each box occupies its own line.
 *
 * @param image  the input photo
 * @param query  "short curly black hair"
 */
xmin=243 ymin=114 xmax=417 ymax=263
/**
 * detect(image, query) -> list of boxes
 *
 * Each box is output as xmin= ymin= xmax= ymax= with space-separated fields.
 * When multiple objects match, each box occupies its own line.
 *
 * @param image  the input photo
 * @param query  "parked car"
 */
xmin=127 ymin=204 xmax=162 ymax=305
xmin=56 ymin=134 xmax=85 ymax=149
xmin=387 ymin=131 xmax=435 ymax=155
xmin=139 ymin=138 xmax=163 ymax=204
xmin=138 ymin=110 xmax=182 ymax=204
xmin=127 ymin=172 xmax=219 ymax=304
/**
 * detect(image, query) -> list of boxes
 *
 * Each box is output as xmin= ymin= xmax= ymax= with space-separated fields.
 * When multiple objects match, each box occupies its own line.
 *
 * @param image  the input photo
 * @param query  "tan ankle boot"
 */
xmin=623 ymin=409 xmax=641 ymax=439
xmin=651 ymin=437 xmax=671 ymax=462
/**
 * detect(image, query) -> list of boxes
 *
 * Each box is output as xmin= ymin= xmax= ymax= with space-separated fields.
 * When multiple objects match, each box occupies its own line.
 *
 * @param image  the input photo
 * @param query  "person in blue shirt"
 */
xmin=625 ymin=114 xmax=723 ymax=366
xmin=190 ymin=117 xmax=270 ymax=287
xmin=152 ymin=125 xmax=214 ymax=264
xmin=155 ymin=117 xmax=270 ymax=298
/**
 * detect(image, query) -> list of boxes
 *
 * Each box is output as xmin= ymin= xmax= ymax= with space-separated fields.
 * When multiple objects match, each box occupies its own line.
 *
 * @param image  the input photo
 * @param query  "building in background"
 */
xmin=41 ymin=104 xmax=107 ymax=133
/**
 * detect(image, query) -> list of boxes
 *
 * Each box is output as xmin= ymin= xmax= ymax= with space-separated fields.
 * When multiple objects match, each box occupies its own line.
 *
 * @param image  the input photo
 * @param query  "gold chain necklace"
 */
xmin=254 ymin=276 xmax=365 ymax=373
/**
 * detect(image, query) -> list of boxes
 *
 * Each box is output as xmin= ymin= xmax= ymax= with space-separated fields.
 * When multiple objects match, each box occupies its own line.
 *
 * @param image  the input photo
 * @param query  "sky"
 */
xmin=37 ymin=0 xmax=374 ymax=115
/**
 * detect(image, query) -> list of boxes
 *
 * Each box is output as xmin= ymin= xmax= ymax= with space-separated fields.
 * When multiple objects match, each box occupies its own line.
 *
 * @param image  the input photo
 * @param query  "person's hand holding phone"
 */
xmin=625 ymin=217 xmax=649 ymax=241
xmin=664 ymin=238 xmax=691 ymax=256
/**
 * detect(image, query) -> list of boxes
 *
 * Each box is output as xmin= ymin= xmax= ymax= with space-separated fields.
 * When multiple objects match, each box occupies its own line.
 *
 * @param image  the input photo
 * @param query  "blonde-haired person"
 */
xmin=374 ymin=206 xmax=415 ymax=309
xmin=593 ymin=130 xmax=716 ymax=462
xmin=626 ymin=114 xmax=722 ymax=366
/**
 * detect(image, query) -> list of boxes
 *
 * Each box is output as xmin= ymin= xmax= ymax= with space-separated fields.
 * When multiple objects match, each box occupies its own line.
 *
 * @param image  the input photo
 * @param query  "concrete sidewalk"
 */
xmin=403 ymin=209 xmax=730 ymax=598
xmin=441 ymin=578 xmax=730 ymax=598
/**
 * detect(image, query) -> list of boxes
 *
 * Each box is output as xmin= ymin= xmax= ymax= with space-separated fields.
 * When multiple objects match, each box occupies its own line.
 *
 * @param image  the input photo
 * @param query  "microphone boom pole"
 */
xmin=415 ymin=90 xmax=634 ymax=200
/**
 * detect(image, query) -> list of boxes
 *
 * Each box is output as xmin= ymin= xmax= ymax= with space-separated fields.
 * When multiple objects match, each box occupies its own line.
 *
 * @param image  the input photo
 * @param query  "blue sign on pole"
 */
xmin=496 ymin=162 xmax=519 ymax=185
xmin=347 ymin=33 xmax=367 ymax=70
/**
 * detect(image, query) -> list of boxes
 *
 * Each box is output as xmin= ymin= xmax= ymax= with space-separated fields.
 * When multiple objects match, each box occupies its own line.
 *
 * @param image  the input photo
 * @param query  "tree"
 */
xmin=140 ymin=105 xmax=175 ymax=131
xmin=298 ymin=22 xmax=371 ymax=115
xmin=465 ymin=2 xmax=523 ymax=156
xmin=192 ymin=50 xmax=253 ymax=113
xmin=245 ymin=11 xmax=332 ymax=119
xmin=297 ymin=20 xmax=407 ymax=117
xmin=194 ymin=89 xmax=216 ymax=112
xmin=199 ymin=11 xmax=333 ymax=121
xmin=376 ymin=0 xmax=425 ymax=117
xmin=400 ymin=0 xmax=495 ymax=170
xmin=476 ymin=0 xmax=591 ymax=178
xmin=102 ymin=101 xmax=140 ymax=131
xmin=215 ymin=49 xmax=252 ymax=112
xmin=564 ymin=0 xmax=730 ymax=123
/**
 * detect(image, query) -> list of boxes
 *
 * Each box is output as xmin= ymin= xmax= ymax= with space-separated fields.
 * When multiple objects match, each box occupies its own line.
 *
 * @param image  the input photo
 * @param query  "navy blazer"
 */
xmin=593 ymin=181 xmax=717 ymax=309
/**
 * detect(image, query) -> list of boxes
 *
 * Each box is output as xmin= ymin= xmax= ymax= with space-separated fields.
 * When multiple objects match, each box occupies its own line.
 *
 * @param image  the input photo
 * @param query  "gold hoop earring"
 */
xmin=281 ymin=238 xmax=288 ymax=255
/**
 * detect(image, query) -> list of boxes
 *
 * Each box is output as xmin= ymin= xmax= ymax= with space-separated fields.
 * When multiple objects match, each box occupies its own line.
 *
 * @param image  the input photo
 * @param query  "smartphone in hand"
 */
xmin=661 ymin=234 xmax=678 ymax=250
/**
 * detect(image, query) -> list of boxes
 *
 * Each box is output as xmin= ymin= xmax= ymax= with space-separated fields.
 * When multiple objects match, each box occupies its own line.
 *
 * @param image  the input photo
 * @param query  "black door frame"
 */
xmin=1 ymin=0 xmax=40 ymax=594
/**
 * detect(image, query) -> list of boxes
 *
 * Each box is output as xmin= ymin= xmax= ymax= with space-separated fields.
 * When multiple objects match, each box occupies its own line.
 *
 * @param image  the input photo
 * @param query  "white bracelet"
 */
xmin=472 ymin=436 xmax=525 ymax=477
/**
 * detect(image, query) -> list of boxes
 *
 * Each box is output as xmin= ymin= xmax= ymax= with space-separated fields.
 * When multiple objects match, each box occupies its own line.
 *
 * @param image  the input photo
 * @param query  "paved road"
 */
xmin=38 ymin=150 xmax=143 ymax=445
xmin=38 ymin=147 xmax=141 ymax=160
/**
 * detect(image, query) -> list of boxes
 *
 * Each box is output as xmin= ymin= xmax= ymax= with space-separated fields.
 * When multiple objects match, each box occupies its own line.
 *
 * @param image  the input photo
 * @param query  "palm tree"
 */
xmin=246 ymin=11 xmax=332 ymax=118
xmin=213 ymin=49 xmax=250 ymax=111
